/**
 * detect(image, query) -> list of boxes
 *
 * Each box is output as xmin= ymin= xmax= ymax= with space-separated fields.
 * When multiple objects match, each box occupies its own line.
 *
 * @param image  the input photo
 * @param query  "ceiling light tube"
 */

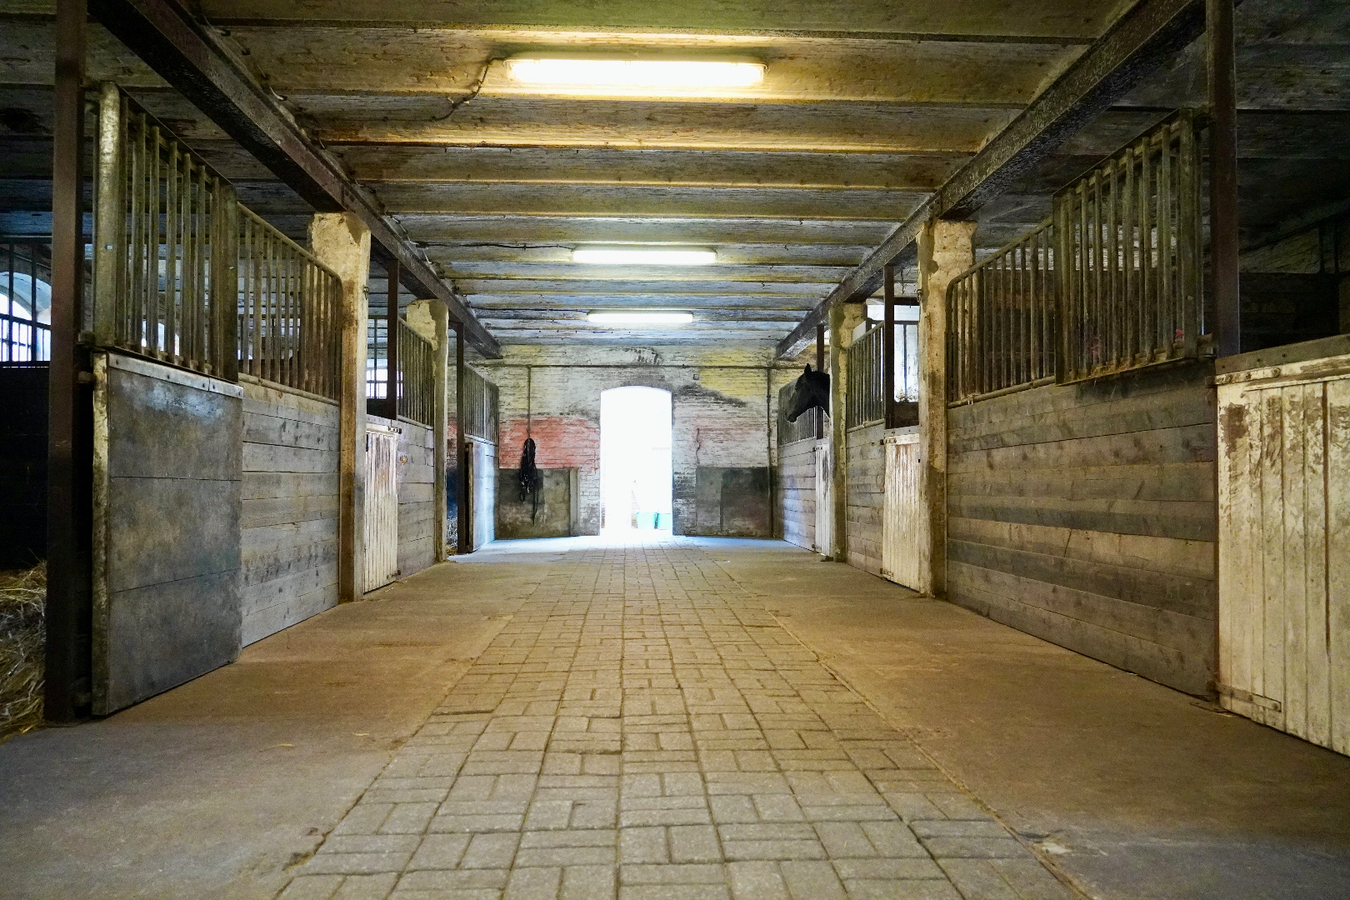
xmin=573 ymin=248 xmax=716 ymax=266
xmin=505 ymin=57 xmax=765 ymax=91
xmin=587 ymin=311 xmax=694 ymax=326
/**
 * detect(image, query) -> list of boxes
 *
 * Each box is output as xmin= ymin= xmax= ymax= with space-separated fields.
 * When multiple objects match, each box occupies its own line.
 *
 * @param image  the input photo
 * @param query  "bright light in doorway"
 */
xmin=573 ymin=248 xmax=717 ymax=266
xmin=587 ymin=311 xmax=694 ymax=326
xmin=505 ymin=57 xmax=765 ymax=92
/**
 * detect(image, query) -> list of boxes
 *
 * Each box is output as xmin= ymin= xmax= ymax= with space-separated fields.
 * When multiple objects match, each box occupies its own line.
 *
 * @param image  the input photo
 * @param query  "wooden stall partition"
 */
xmin=815 ymin=440 xmax=833 ymax=557
xmin=882 ymin=431 xmax=926 ymax=592
xmin=363 ymin=422 xmax=399 ymax=592
xmin=946 ymin=363 xmax=1218 ymax=695
xmin=1217 ymin=337 xmax=1350 ymax=755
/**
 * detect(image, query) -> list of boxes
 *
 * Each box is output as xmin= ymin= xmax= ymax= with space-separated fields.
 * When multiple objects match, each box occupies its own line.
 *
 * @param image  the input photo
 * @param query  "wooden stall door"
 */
xmin=882 ymin=433 xmax=927 ymax=592
xmin=814 ymin=440 xmax=832 ymax=555
xmin=1218 ymin=352 xmax=1350 ymax=755
xmin=364 ymin=425 xmax=399 ymax=592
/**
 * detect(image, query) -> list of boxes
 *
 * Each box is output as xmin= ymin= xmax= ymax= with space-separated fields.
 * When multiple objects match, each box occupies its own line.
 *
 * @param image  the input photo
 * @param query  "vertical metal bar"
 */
xmin=213 ymin=181 xmax=238 ymax=381
xmin=1140 ymin=139 xmax=1154 ymax=358
xmin=1034 ymin=232 xmax=1042 ymax=379
xmin=1180 ymin=114 xmax=1201 ymax=357
xmin=46 ymin=0 xmax=89 ymax=723
xmin=93 ymin=83 xmax=122 ymax=350
xmin=1209 ymin=0 xmax=1240 ymax=356
xmin=1123 ymin=151 xmax=1136 ymax=364
xmin=1159 ymin=129 xmax=1173 ymax=353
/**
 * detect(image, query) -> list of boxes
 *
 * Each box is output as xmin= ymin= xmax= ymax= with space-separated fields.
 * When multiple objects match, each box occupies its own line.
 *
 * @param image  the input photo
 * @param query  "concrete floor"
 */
xmin=1 ymin=535 xmax=1348 ymax=900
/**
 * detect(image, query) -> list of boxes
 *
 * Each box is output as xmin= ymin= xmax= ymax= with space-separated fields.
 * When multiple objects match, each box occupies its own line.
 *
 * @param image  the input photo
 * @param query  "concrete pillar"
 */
xmin=917 ymin=220 xmax=975 ymax=598
xmin=828 ymin=300 xmax=865 ymax=563
xmin=310 ymin=213 xmax=371 ymax=602
xmin=407 ymin=299 xmax=451 ymax=561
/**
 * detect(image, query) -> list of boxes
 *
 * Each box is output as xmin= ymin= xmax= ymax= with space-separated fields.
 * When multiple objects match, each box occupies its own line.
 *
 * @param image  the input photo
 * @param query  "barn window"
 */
xmin=0 ymin=243 xmax=52 ymax=364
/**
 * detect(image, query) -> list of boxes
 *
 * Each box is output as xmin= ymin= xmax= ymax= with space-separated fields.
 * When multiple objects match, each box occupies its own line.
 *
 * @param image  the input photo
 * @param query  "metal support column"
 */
xmin=455 ymin=322 xmax=470 ymax=554
xmin=1208 ymin=0 xmax=1240 ymax=356
xmin=815 ymin=324 xmax=825 ymax=440
xmin=385 ymin=259 xmax=400 ymax=419
xmin=45 ymin=0 xmax=91 ymax=723
xmin=883 ymin=264 xmax=897 ymax=429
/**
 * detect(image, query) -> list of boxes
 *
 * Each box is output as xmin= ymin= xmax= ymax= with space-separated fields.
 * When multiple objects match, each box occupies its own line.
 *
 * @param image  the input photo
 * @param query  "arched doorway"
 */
xmin=600 ymin=386 xmax=672 ymax=533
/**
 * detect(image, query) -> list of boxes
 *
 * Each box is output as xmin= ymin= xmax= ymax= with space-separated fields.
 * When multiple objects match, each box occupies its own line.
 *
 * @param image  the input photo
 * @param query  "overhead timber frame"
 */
xmin=776 ymin=0 xmax=1232 ymax=360
xmin=87 ymin=0 xmax=500 ymax=359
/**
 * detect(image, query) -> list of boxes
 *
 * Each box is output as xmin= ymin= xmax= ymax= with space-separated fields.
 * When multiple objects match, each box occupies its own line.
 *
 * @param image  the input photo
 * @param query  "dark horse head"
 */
xmin=785 ymin=364 xmax=829 ymax=423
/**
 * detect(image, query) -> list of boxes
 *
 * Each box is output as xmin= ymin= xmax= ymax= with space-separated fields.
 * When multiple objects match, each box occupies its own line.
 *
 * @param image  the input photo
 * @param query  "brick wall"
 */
xmin=479 ymin=346 xmax=800 ymax=536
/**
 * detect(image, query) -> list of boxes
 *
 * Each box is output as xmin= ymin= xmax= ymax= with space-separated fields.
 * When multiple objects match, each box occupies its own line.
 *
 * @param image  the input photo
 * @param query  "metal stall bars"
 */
xmin=0 ymin=241 xmax=52 ymax=364
xmin=461 ymin=366 xmax=499 ymax=444
xmin=845 ymin=324 xmax=886 ymax=429
xmin=93 ymin=84 xmax=237 ymax=380
xmin=777 ymin=381 xmax=820 ymax=447
xmin=396 ymin=318 xmax=435 ymax=427
xmin=946 ymin=220 xmax=1057 ymax=404
xmin=1055 ymin=110 xmax=1207 ymax=383
xmin=238 ymin=208 xmax=344 ymax=400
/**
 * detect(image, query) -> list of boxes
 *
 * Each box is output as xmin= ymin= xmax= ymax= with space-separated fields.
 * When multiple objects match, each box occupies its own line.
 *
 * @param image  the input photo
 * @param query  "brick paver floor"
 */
xmin=280 ymin=539 xmax=1077 ymax=900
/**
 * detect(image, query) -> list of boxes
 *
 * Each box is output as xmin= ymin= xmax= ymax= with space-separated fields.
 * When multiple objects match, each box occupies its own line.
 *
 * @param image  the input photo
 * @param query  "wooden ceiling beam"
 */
xmin=776 ymin=0 xmax=1218 ymax=358
xmin=87 ymin=0 xmax=501 ymax=356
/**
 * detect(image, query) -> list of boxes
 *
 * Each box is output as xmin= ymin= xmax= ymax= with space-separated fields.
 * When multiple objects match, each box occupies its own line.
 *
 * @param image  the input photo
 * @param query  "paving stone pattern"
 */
xmin=280 ymin=542 xmax=1077 ymax=900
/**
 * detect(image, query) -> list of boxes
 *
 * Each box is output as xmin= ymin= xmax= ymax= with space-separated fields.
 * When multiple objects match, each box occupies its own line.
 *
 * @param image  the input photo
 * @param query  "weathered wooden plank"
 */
xmin=949 ymin=539 xmax=1215 ymax=620
xmin=241 ymin=494 xmax=340 ymax=529
xmin=1304 ymin=382 xmax=1331 ymax=748
xmin=243 ymin=412 xmax=341 ymax=452
xmin=948 ymin=516 xmax=1213 ymax=581
xmin=241 ymin=539 xmax=338 ymax=585
xmin=241 ymin=379 xmax=340 ymax=421
xmin=949 ymin=422 xmax=1216 ymax=474
xmin=1215 ymin=388 xmax=1242 ymax=717
xmin=948 ymin=383 xmax=1215 ymax=453
xmin=1283 ymin=386 xmax=1308 ymax=739
xmin=241 ymin=560 xmax=337 ymax=616
xmin=1260 ymin=388 xmax=1286 ymax=729
xmin=1328 ymin=379 xmax=1350 ymax=756
xmin=949 ymin=494 xmax=1216 ymax=542
xmin=947 ymin=361 xmax=1213 ymax=432
xmin=243 ymin=442 xmax=341 ymax=474
xmin=948 ymin=462 xmax=1215 ymax=503
xmin=950 ymin=573 xmax=1209 ymax=695
xmin=241 ymin=516 xmax=338 ymax=553
xmin=242 ymin=471 xmax=339 ymax=500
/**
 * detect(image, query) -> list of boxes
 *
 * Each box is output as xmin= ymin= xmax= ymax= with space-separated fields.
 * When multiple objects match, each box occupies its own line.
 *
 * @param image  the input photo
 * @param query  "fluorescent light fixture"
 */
xmin=573 ymin=248 xmax=716 ymax=266
xmin=505 ymin=57 xmax=765 ymax=91
xmin=587 ymin=311 xmax=694 ymax=326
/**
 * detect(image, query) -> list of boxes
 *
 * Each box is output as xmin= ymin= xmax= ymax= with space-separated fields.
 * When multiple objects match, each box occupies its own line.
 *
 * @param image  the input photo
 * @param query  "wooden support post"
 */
xmin=1208 ymin=0 xmax=1241 ymax=356
xmin=828 ymin=302 xmax=864 ymax=563
xmin=431 ymin=302 xmax=450 ymax=560
xmin=815 ymin=324 xmax=825 ymax=440
xmin=310 ymin=213 xmax=371 ymax=602
xmin=883 ymin=264 xmax=897 ymax=429
xmin=45 ymin=0 xmax=90 ymax=723
xmin=455 ymin=324 xmax=470 ymax=554
xmin=385 ymin=258 xmax=400 ymax=420
xmin=918 ymin=220 xmax=975 ymax=598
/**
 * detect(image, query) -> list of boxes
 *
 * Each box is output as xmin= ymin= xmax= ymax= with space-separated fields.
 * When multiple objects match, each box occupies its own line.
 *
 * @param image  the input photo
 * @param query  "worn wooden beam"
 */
xmin=777 ymin=0 xmax=1217 ymax=359
xmin=87 ymin=0 xmax=500 ymax=357
xmin=45 ymin=0 xmax=91 ymax=724
xmin=1209 ymin=0 xmax=1241 ymax=357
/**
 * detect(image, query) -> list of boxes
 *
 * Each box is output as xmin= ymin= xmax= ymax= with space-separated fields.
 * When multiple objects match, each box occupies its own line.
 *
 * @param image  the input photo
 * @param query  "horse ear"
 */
xmin=804 ymin=364 xmax=812 ymax=374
